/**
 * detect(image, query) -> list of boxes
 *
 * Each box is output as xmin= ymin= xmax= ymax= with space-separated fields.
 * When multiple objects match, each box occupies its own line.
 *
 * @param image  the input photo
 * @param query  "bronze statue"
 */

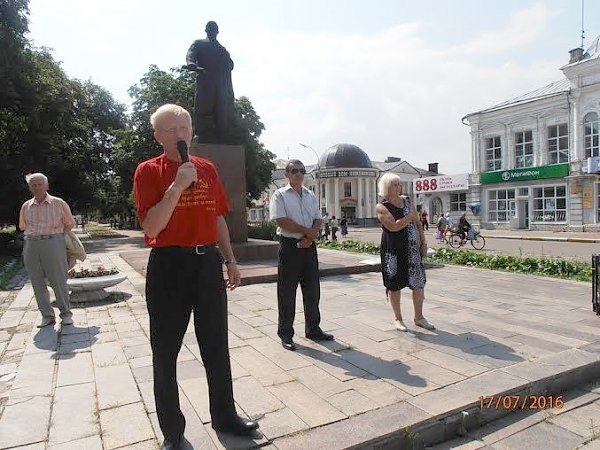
xmin=186 ymin=21 xmax=235 ymax=144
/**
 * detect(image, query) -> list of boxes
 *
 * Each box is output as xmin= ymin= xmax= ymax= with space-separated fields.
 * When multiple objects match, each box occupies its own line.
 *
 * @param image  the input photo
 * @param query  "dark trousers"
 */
xmin=146 ymin=247 xmax=236 ymax=441
xmin=277 ymin=238 xmax=321 ymax=340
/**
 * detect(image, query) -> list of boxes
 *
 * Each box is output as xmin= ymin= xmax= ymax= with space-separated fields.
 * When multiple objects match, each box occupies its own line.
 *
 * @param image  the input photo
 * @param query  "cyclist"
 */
xmin=458 ymin=212 xmax=471 ymax=241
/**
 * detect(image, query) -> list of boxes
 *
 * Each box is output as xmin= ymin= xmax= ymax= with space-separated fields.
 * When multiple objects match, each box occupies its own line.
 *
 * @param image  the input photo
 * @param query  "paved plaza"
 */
xmin=0 ymin=236 xmax=599 ymax=449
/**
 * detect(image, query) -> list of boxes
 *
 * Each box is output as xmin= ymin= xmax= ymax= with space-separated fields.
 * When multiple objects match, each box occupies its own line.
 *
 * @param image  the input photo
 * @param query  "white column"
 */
xmin=358 ymin=177 xmax=364 ymax=218
xmin=365 ymin=179 xmax=371 ymax=218
xmin=334 ymin=178 xmax=340 ymax=218
xmin=323 ymin=179 xmax=328 ymax=215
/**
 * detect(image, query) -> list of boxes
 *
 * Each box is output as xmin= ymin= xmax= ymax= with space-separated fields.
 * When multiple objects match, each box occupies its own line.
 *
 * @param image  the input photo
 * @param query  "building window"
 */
xmin=344 ymin=182 xmax=351 ymax=197
xmin=309 ymin=185 xmax=315 ymax=193
xmin=585 ymin=112 xmax=599 ymax=158
xmin=515 ymin=130 xmax=533 ymax=168
xmin=533 ymin=185 xmax=566 ymax=222
xmin=488 ymin=189 xmax=515 ymax=222
xmin=485 ymin=136 xmax=502 ymax=171
xmin=321 ymin=184 xmax=326 ymax=199
xmin=450 ymin=193 xmax=466 ymax=211
xmin=547 ymin=124 xmax=569 ymax=164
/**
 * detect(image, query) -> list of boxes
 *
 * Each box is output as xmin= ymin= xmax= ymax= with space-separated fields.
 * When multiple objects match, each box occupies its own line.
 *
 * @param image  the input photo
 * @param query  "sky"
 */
xmin=27 ymin=0 xmax=599 ymax=175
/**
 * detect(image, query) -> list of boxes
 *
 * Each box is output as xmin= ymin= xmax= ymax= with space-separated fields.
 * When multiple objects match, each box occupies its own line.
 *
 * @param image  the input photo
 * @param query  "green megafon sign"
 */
xmin=480 ymin=163 xmax=569 ymax=184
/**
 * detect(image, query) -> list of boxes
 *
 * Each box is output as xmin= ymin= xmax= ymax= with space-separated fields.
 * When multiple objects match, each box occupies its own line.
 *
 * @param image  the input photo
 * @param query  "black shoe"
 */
xmin=212 ymin=416 xmax=259 ymax=436
xmin=281 ymin=339 xmax=296 ymax=351
xmin=161 ymin=436 xmax=182 ymax=450
xmin=306 ymin=331 xmax=334 ymax=341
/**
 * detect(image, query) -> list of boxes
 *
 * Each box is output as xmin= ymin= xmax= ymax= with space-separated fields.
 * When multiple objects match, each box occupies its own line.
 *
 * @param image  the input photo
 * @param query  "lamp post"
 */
xmin=299 ymin=143 xmax=322 ymax=213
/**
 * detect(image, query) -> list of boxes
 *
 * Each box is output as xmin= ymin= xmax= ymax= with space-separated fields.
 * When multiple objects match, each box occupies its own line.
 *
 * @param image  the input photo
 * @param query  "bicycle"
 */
xmin=447 ymin=227 xmax=486 ymax=250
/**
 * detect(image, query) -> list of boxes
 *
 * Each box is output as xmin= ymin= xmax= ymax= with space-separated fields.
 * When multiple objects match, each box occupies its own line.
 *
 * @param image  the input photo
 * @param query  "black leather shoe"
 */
xmin=281 ymin=339 xmax=296 ymax=351
xmin=161 ymin=436 xmax=182 ymax=450
xmin=306 ymin=331 xmax=334 ymax=341
xmin=212 ymin=416 xmax=259 ymax=436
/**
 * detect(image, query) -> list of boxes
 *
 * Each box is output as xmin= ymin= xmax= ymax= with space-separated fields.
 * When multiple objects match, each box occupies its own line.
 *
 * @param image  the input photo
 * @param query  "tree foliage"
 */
xmin=1 ymin=1 xmax=275 ymax=223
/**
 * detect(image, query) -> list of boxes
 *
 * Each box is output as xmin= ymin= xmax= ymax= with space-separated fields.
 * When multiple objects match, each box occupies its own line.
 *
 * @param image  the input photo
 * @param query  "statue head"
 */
xmin=205 ymin=21 xmax=219 ymax=41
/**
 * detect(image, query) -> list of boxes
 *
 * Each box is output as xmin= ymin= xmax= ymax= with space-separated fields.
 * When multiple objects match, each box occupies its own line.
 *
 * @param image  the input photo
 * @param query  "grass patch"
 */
xmin=317 ymin=240 xmax=592 ymax=282
xmin=83 ymin=223 xmax=126 ymax=239
xmin=430 ymin=247 xmax=592 ymax=282
xmin=317 ymin=239 xmax=380 ymax=255
xmin=0 ymin=257 xmax=24 ymax=289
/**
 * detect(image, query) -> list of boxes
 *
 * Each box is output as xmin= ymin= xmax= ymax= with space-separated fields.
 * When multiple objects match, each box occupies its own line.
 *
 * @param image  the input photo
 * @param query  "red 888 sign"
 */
xmin=415 ymin=178 xmax=438 ymax=192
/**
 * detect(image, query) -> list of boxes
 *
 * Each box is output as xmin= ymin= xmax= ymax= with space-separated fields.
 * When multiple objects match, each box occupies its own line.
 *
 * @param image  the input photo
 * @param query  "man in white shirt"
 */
xmin=270 ymin=160 xmax=334 ymax=350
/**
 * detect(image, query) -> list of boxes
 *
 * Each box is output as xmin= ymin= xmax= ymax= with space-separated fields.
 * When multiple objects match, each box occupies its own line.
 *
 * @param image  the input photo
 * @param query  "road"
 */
xmin=343 ymin=227 xmax=600 ymax=261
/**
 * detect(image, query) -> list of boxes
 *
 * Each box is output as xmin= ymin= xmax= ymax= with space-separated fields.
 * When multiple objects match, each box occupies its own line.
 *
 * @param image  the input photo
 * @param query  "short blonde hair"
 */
xmin=150 ymin=104 xmax=192 ymax=130
xmin=25 ymin=172 xmax=49 ymax=187
xmin=377 ymin=173 xmax=402 ymax=198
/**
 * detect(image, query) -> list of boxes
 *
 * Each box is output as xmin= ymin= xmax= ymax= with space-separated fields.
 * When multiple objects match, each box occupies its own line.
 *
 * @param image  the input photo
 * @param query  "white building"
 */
xmin=249 ymin=143 xmax=467 ymax=225
xmin=463 ymin=35 xmax=600 ymax=231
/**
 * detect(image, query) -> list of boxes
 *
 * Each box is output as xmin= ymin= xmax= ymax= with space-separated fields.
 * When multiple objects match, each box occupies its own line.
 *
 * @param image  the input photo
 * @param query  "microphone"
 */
xmin=177 ymin=140 xmax=189 ymax=163
xmin=176 ymin=140 xmax=194 ymax=189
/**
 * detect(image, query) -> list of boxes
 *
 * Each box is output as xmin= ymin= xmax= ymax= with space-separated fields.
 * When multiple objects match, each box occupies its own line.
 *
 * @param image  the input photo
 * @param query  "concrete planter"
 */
xmin=67 ymin=273 xmax=127 ymax=302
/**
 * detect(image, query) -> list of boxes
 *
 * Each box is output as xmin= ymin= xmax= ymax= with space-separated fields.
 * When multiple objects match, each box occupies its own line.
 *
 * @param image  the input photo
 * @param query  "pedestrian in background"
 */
xmin=340 ymin=216 xmax=348 ymax=239
xmin=19 ymin=173 xmax=75 ymax=328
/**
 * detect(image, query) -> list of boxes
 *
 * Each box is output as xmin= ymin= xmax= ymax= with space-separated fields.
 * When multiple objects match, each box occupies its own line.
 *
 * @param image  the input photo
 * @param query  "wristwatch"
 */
xmin=223 ymin=259 xmax=237 ymax=266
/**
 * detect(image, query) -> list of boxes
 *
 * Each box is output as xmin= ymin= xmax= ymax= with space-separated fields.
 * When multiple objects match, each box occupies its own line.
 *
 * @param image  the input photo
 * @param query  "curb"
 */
xmin=239 ymin=262 xmax=382 ymax=286
xmin=481 ymin=235 xmax=600 ymax=243
xmin=272 ymin=351 xmax=600 ymax=449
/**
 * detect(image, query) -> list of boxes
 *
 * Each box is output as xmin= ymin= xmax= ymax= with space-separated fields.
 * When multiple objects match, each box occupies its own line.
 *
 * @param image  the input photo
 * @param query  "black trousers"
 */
xmin=146 ymin=247 xmax=236 ymax=441
xmin=277 ymin=238 xmax=321 ymax=340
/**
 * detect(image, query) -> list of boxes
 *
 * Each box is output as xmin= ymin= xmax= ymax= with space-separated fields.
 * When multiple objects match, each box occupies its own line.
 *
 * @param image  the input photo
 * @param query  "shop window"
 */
xmin=485 ymin=136 xmax=502 ymax=171
xmin=515 ymin=130 xmax=534 ymax=168
xmin=487 ymin=189 xmax=515 ymax=222
xmin=450 ymin=193 xmax=466 ymax=211
xmin=532 ymin=185 xmax=567 ymax=222
xmin=585 ymin=112 xmax=600 ymax=158
xmin=344 ymin=182 xmax=352 ymax=197
xmin=548 ymin=123 xmax=569 ymax=164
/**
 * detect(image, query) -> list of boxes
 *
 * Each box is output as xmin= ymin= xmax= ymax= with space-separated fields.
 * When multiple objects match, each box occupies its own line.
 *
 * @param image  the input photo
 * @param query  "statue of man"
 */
xmin=186 ymin=21 xmax=235 ymax=144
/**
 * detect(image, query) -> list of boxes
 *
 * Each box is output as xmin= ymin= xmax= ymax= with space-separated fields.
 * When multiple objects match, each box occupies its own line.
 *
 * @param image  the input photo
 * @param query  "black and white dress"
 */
xmin=380 ymin=198 xmax=426 ymax=291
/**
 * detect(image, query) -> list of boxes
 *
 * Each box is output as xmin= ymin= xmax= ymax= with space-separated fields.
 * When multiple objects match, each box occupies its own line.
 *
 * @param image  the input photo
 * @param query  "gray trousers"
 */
xmin=23 ymin=235 xmax=72 ymax=319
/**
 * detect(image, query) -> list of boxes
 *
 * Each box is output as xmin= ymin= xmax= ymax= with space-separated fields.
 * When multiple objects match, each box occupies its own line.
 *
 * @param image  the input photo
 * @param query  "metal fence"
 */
xmin=593 ymin=255 xmax=600 ymax=315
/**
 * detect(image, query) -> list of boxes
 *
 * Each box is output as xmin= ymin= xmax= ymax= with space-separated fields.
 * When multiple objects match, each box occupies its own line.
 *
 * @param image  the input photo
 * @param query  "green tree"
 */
xmin=0 ymin=0 xmax=126 ymax=222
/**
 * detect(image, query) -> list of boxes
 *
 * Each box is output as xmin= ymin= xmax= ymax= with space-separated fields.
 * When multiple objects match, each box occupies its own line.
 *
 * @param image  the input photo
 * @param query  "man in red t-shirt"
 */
xmin=134 ymin=104 xmax=258 ymax=449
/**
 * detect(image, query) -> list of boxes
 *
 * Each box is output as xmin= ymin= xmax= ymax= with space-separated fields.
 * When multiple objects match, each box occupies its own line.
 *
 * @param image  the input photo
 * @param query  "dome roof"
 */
xmin=318 ymin=144 xmax=372 ymax=169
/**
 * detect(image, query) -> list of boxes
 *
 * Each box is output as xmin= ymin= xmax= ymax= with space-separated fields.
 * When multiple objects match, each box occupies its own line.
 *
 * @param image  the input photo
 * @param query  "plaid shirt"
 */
xmin=19 ymin=194 xmax=75 ymax=236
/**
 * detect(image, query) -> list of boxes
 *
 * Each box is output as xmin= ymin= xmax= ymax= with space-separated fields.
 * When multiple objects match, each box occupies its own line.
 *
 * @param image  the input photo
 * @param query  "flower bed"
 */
xmin=68 ymin=265 xmax=119 ymax=278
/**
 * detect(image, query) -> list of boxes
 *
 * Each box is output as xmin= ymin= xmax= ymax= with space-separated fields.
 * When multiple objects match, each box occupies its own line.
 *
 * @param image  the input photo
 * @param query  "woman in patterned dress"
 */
xmin=375 ymin=173 xmax=435 ymax=332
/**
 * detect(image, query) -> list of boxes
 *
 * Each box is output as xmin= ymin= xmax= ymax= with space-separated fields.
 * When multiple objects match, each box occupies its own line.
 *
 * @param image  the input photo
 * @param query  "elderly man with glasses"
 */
xmin=269 ymin=159 xmax=334 ymax=351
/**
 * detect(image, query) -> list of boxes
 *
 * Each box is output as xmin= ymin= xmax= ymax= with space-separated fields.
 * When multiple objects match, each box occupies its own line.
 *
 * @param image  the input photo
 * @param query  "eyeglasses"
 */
xmin=289 ymin=168 xmax=306 ymax=175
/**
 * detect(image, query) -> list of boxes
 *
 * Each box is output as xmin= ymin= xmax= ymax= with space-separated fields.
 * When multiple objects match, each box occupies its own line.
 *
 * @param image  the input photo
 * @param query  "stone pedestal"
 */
xmin=190 ymin=142 xmax=278 ymax=261
xmin=190 ymin=142 xmax=247 ymax=243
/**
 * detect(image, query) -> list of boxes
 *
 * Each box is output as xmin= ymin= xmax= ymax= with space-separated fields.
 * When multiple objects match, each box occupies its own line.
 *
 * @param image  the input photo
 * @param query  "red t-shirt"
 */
xmin=134 ymin=153 xmax=230 ymax=247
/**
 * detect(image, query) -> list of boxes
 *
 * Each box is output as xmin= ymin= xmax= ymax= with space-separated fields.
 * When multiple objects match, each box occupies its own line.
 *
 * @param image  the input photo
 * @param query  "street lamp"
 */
xmin=299 ymin=143 xmax=322 ymax=213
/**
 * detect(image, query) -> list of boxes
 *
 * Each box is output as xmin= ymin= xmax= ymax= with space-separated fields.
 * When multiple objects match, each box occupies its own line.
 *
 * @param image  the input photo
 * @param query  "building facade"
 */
xmin=249 ymin=144 xmax=447 ymax=225
xmin=463 ymin=36 xmax=600 ymax=231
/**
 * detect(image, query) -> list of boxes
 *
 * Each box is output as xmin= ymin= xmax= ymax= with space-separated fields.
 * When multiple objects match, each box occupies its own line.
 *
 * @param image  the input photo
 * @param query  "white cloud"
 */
xmin=226 ymin=7 xmax=561 ymax=174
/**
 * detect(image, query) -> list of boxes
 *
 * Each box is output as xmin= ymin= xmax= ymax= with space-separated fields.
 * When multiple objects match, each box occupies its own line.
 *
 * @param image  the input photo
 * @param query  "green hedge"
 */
xmin=430 ymin=247 xmax=592 ymax=282
xmin=248 ymin=222 xmax=278 ymax=241
xmin=320 ymin=240 xmax=591 ymax=282
xmin=316 ymin=239 xmax=380 ymax=255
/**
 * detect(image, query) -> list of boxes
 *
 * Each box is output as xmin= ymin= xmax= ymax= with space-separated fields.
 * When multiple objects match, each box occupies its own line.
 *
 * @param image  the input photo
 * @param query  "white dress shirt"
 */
xmin=269 ymin=184 xmax=321 ymax=239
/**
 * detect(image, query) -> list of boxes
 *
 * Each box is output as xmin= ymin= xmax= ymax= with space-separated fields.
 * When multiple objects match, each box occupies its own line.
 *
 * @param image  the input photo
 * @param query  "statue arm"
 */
xmin=186 ymin=42 xmax=197 ymax=66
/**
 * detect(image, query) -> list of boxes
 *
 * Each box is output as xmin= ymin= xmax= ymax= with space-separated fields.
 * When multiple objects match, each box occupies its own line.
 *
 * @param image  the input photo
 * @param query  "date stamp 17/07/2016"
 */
xmin=479 ymin=395 xmax=564 ymax=410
